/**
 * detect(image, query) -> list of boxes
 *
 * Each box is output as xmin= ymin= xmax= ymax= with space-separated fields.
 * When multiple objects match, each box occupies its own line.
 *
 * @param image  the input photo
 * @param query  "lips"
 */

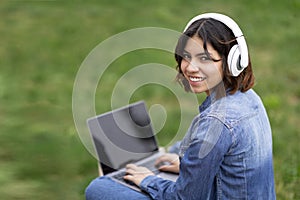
xmin=189 ymin=76 xmax=206 ymax=82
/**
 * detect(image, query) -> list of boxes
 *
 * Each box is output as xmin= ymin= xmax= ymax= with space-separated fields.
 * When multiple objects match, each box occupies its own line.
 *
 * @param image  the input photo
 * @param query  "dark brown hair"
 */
xmin=175 ymin=18 xmax=255 ymax=94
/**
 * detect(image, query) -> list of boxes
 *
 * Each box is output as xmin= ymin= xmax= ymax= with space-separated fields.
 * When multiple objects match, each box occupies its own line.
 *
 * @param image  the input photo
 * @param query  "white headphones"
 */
xmin=183 ymin=13 xmax=249 ymax=77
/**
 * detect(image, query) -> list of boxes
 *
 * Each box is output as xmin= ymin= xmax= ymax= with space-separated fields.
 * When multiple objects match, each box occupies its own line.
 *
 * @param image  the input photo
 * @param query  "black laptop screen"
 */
xmin=87 ymin=101 xmax=159 ymax=173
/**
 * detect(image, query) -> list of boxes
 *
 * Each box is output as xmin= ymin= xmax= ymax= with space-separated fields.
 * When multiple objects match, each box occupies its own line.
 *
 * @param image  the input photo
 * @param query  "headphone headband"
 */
xmin=183 ymin=13 xmax=249 ymax=70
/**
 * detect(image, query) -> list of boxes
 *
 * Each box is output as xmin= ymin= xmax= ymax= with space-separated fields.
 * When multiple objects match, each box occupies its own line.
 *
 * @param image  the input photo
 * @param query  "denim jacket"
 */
xmin=140 ymin=89 xmax=276 ymax=199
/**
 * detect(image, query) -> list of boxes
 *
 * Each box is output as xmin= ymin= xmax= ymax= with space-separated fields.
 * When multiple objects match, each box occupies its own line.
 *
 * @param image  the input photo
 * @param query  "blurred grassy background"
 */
xmin=0 ymin=0 xmax=299 ymax=199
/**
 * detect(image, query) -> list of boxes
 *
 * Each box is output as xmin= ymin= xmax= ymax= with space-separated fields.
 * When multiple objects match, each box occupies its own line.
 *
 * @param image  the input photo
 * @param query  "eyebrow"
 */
xmin=183 ymin=50 xmax=211 ymax=57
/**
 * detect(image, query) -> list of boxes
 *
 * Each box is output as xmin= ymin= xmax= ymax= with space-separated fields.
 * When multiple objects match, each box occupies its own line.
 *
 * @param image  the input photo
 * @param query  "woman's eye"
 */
xmin=199 ymin=56 xmax=211 ymax=62
xmin=182 ymin=53 xmax=191 ymax=60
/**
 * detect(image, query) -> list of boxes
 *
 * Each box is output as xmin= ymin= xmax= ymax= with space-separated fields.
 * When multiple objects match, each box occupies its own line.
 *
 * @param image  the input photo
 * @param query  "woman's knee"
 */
xmin=85 ymin=176 xmax=152 ymax=200
xmin=85 ymin=178 xmax=96 ymax=200
xmin=85 ymin=177 xmax=108 ymax=200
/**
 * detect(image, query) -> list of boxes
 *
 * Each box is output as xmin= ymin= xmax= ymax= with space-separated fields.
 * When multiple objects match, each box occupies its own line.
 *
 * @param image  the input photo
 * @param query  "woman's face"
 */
xmin=180 ymin=35 xmax=223 ymax=95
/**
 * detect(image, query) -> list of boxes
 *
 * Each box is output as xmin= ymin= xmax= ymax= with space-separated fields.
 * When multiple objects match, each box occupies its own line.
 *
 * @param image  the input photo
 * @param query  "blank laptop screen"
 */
xmin=87 ymin=101 xmax=158 ymax=173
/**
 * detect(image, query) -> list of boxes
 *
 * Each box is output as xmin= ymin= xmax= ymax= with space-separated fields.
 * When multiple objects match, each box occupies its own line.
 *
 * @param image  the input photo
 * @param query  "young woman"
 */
xmin=85 ymin=13 xmax=276 ymax=199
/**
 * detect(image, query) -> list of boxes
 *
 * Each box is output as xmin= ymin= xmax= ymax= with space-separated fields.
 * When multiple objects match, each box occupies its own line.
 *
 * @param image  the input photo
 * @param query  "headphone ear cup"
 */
xmin=227 ymin=44 xmax=243 ymax=77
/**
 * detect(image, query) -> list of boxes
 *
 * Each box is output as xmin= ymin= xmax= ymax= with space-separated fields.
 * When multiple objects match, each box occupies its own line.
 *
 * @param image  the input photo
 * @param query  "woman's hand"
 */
xmin=123 ymin=164 xmax=155 ymax=186
xmin=155 ymin=153 xmax=180 ymax=174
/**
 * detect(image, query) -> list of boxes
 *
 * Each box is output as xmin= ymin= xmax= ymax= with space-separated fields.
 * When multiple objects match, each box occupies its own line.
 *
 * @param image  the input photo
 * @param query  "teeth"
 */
xmin=189 ymin=76 xmax=206 ymax=82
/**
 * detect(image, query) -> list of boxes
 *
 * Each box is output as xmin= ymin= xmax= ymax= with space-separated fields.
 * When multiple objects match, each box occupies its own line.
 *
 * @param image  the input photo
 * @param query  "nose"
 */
xmin=186 ymin=59 xmax=200 ymax=72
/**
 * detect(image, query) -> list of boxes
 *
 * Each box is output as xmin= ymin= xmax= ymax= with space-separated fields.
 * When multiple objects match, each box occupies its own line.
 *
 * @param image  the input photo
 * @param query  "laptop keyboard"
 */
xmin=112 ymin=158 xmax=160 ymax=183
xmin=112 ymin=171 xmax=136 ymax=186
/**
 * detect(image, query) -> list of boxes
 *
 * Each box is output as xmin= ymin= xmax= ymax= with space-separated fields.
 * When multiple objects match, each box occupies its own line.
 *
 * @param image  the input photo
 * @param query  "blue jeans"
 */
xmin=85 ymin=176 xmax=152 ymax=200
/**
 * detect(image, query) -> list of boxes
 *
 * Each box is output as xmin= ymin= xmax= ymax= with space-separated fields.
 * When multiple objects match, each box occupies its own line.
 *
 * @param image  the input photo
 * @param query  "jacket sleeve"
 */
xmin=139 ymin=117 xmax=232 ymax=200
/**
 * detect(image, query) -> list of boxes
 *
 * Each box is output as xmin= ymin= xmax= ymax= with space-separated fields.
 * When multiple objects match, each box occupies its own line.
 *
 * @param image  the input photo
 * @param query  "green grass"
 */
xmin=0 ymin=0 xmax=299 ymax=199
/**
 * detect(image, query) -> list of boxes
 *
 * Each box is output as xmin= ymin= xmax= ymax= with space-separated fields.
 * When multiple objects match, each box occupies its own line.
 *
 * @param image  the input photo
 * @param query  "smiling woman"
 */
xmin=179 ymin=35 xmax=223 ymax=95
xmin=175 ymin=15 xmax=255 ymax=95
xmin=85 ymin=13 xmax=275 ymax=200
xmin=0 ymin=1 xmax=298 ymax=199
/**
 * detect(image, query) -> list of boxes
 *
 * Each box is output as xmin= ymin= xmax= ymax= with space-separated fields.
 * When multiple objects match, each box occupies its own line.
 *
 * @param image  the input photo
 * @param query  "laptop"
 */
xmin=87 ymin=101 xmax=178 ymax=192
